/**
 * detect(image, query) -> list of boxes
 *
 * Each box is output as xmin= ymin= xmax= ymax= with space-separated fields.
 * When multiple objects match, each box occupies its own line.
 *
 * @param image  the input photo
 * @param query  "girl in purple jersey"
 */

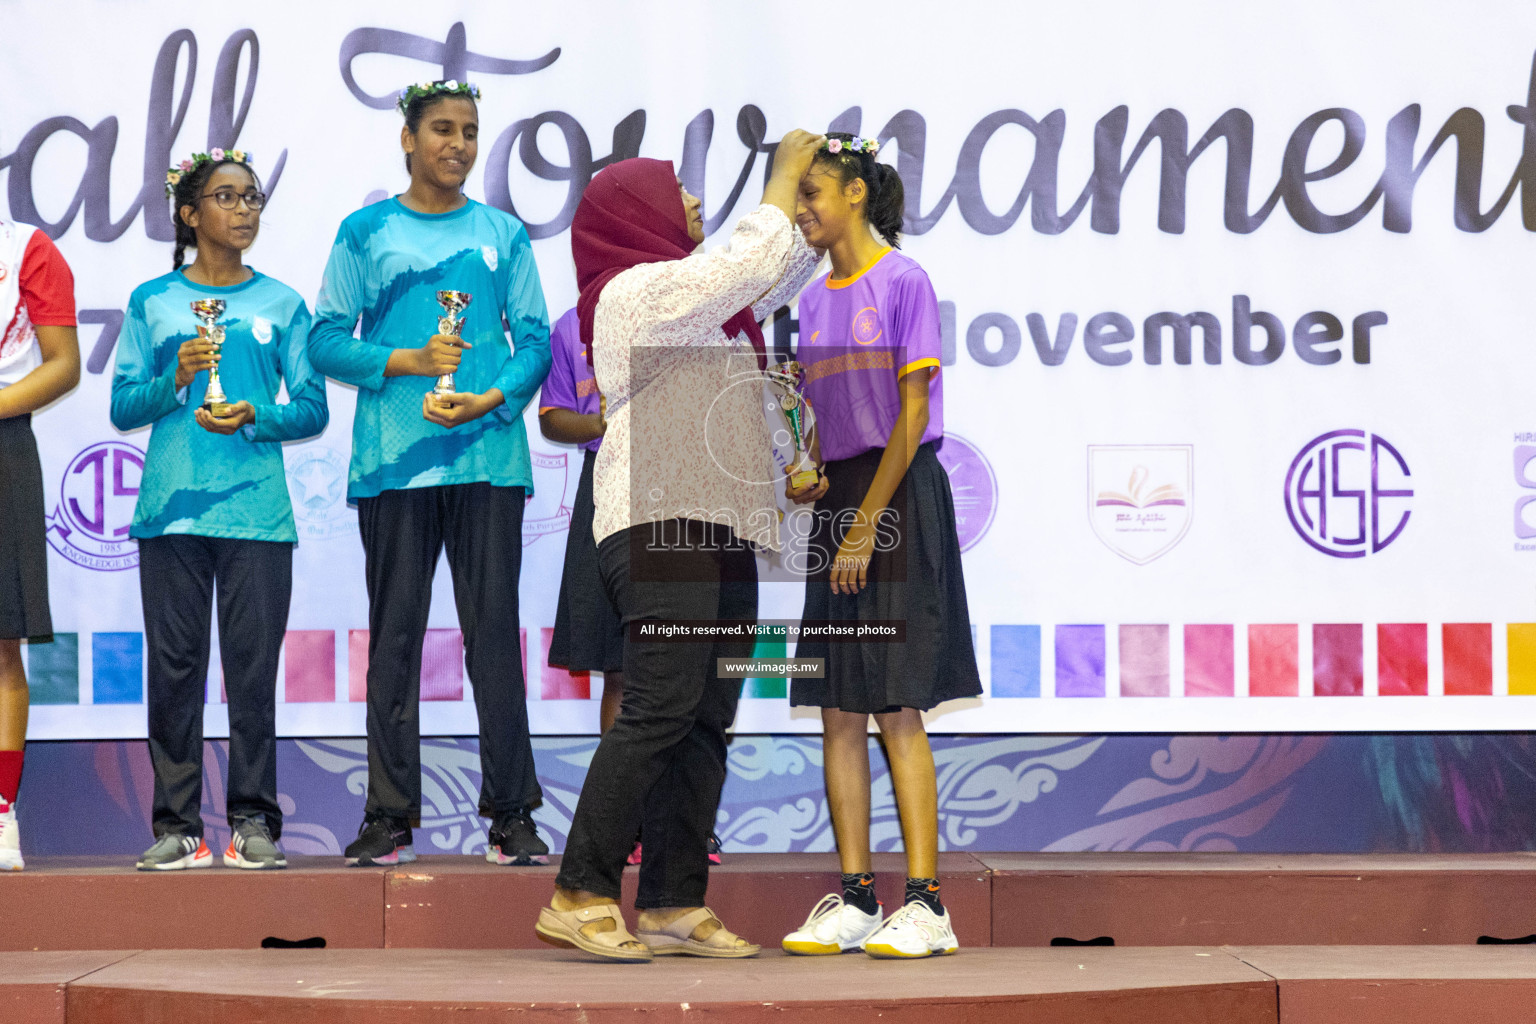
xmin=781 ymin=132 xmax=981 ymax=960
xmin=539 ymin=307 xmax=622 ymax=727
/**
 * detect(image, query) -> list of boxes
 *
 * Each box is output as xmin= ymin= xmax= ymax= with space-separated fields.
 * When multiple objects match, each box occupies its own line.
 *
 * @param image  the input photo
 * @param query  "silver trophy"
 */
xmin=432 ymin=290 xmax=473 ymax=397
xmin=190 ymin=299 xmax=234 ymax=418
xmin=764 ymin=360 xmax=820 ymax=490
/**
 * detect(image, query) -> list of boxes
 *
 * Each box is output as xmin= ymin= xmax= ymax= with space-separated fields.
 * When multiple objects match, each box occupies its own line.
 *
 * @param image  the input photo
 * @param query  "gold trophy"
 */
xmin=190 ymin=299 xmax=235 ymax=417
xmin=432 ymin=290 xmax=473 ymax=397
xmin=765 ymin=360 xmax=820 ymax=490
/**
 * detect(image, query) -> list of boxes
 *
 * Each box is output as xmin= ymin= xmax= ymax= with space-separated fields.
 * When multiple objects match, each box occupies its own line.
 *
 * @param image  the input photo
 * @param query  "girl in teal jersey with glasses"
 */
xmin=112 ymin=150 xmax=327 ymax=872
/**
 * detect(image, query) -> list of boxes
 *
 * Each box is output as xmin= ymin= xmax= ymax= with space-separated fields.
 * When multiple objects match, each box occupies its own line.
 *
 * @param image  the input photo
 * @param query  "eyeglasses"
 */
xmin=199 ymin=189 xmax=267 ymax=211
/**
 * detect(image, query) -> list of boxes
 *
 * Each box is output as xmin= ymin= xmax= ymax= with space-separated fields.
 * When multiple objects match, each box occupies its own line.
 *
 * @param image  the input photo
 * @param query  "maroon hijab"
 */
xmin=572 ymin=157 xmax=765 ymax=369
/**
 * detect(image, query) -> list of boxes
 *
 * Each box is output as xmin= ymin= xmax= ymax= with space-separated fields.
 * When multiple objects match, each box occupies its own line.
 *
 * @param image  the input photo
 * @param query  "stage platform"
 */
xmin=986 ymin=852 xmax=1536 ymax=946
xmin=8 ymin=946 xmax=1536 ymax=1023
xmin=5 ymin=852 xmax=1536 ymax=951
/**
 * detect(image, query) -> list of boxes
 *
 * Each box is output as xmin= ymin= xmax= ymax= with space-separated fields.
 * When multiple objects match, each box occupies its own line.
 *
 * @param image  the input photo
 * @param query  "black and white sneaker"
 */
xmin=486 ymin=809 xmax=548 ymax=865
xmin=344 ymin=816 xmax=415 ymax=866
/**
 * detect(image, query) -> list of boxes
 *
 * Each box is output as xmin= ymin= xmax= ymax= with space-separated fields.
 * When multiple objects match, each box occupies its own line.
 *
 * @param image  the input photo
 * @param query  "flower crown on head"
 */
xmin=164 ymin=149 xmax=253 ymax=197
xmin=823 ymin=136 xmax=879 ymax=157
xmin=397 ymin=79 xmax=481 ymax=114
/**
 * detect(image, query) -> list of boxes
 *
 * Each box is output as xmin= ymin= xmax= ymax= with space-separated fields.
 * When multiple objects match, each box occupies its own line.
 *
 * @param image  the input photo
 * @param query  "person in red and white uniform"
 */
xmin=0 ymin=217 xmax=82 ymax=870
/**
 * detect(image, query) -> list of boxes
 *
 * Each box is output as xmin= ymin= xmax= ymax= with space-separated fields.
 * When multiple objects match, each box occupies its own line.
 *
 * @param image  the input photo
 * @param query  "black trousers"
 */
xmin=140 ymin=534 xmax=291 ymax=839
xmin=557 ymin=519 xmax=755 ymax=908
xmin=356 ymin=482 xmax=540 ymax=821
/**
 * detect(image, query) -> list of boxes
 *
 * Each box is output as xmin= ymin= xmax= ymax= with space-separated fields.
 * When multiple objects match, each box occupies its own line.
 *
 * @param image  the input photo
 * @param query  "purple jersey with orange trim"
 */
xmin=538 ymin=306 xmax=603 ymax=454
xmin=795 ymin=249 xmax=944 ymax=462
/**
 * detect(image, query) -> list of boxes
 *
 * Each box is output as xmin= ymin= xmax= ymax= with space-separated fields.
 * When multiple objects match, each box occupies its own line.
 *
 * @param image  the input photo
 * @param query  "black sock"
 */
xmin=905 ymin=877 xmax=943 ymax=914
xmin=841 ymin=872 xmax=878 ymax=915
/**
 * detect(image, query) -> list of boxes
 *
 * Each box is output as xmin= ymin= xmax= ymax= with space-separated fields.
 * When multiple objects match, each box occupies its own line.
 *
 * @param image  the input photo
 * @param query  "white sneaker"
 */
xmin=782 ymin=893 xmax=884 ymax=955
xmin=863 ymin=900 xmax=959 ymax=959
xmin=0 ymin=804 xmax=22 ymax=871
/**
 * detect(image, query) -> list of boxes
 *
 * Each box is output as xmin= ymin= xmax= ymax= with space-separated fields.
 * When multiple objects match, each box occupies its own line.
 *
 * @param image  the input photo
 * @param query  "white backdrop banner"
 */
xmin=6 ymin=0 xmax=1536 ymax=736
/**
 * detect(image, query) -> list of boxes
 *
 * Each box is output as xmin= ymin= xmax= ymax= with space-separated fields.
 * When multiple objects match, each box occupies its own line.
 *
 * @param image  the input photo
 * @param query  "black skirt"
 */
xmin=791 ymin=441 xmax=982 ymax=713
xmin=0 ymin=414 xmax=52 ymax=642
xmin=548 ymin=448 xmax=624 ymax=674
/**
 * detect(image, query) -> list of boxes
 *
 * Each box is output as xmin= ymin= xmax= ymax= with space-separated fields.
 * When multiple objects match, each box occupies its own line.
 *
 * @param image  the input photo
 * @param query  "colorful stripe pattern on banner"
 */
xmin=23 ymin=623 xmax=1536 ymax=706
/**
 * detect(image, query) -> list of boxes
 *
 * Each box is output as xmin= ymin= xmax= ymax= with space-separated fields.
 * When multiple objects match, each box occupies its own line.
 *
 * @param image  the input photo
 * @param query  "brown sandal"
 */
xmin=536 ymin=904 xmax=653 ymax=963
xmin=636 ymin=907 xmax=761 ymax=958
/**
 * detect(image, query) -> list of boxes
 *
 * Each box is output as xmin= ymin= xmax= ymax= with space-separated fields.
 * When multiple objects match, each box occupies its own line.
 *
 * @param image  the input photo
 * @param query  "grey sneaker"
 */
xmin=224 ymin=817 xmax=286 ymax=870
xmin=136 ymin=833 xmax=212 ymax=871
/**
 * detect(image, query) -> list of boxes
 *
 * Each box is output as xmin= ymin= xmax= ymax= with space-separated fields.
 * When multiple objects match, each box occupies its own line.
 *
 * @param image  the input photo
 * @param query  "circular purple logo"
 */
xmin=1284 ymin=429 xmax=1412 ymax=559
xmin=935 ymin=433 xmax=997 ymax=552
xmin=45 ymin=441 xmax=144 ymax=571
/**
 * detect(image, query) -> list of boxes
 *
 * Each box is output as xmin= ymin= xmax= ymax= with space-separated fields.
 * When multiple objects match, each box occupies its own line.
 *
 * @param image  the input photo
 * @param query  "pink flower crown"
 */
xmin=397 ymin=79 xmax=481 ymax=114
xmin=164 ymin=149 xmax=253 ymax=197
xmin=823 ymin=136 xmax=879 ymax=156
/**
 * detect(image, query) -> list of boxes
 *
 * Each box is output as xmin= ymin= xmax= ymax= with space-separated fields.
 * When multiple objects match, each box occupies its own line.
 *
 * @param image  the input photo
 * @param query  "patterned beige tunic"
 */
xmin=591 ymin=204 xmax=822 ymax=551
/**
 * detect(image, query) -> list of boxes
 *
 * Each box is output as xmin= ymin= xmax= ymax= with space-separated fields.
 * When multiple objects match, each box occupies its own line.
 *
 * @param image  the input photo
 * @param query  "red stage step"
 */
xmin=385 ymin=852 xmax=991 ymax=949
xmin=984 ymin=853 xmax=1536 ymax=945
xmin=9 ymin=853 xmax=1536 ymax=952
xmin=1228 ymin=946 xmax=1536 ymax=1024
xmin=0 ymin=951 xmax=132 ymax=1024
xmin=60 ymin=947 xmax=1277 ymax=1024
xmin=0 ymin=856 xmax=384 ymax=951
xmin=8 ymin=946 xmax=1536 ymax=1022
xmin=44 ymin=946 xmax=1536 ymax=1023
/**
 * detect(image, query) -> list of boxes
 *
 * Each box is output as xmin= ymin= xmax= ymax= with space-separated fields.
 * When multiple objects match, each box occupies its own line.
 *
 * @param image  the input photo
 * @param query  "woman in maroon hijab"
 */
xmin=536 ymin=130 xmax=824 ymax=962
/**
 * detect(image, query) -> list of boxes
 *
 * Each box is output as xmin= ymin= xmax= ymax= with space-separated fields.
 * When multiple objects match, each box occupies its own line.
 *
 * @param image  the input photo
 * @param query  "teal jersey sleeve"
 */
xmin=109 ymin=290 xmax=183 ymax=431
xmin=310 ymin=219 xmax=391 ymax=391
xmin=249 ymin=302 xmax=329 ymax=443
xmin=491 ymin=222 xmax=551 ymax=423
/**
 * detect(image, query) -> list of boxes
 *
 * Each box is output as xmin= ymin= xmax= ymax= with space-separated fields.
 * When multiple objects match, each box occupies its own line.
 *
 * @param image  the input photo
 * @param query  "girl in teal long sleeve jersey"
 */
xmin=307 ymin=80 xmax=553 ymax=867
xmin=111 ymin=150 xmax=328 ymax=872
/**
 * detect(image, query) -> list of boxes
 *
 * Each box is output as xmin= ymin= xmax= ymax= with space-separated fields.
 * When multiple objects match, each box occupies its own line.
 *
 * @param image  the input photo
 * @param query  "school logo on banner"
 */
xmin=936 ymin=433 xmax=998 ymax=552
xmin=522 ymin=449 xmax=572 ymax=547
xmin=1087 ymin=445 xmax=1193 ymax=565
xmin=1284 ymin=429 xmax=1412 ymax=558
xmin=1514 ymin=435 xmax=1536 ymax=550
xmin=285 ymin=445 xmax=355 ymax=540
xmin=45 ymin=441 xmax=145 ymax=571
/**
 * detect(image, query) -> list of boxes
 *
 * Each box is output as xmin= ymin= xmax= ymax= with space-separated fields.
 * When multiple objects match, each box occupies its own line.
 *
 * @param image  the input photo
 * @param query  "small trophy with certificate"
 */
xmin=764 ymin=359 xmax=820 ymax=490
xmin=432 ymin=290 xmax=473 ymax=397
xmin=189 ymin=299 xmax=234 ymax=418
